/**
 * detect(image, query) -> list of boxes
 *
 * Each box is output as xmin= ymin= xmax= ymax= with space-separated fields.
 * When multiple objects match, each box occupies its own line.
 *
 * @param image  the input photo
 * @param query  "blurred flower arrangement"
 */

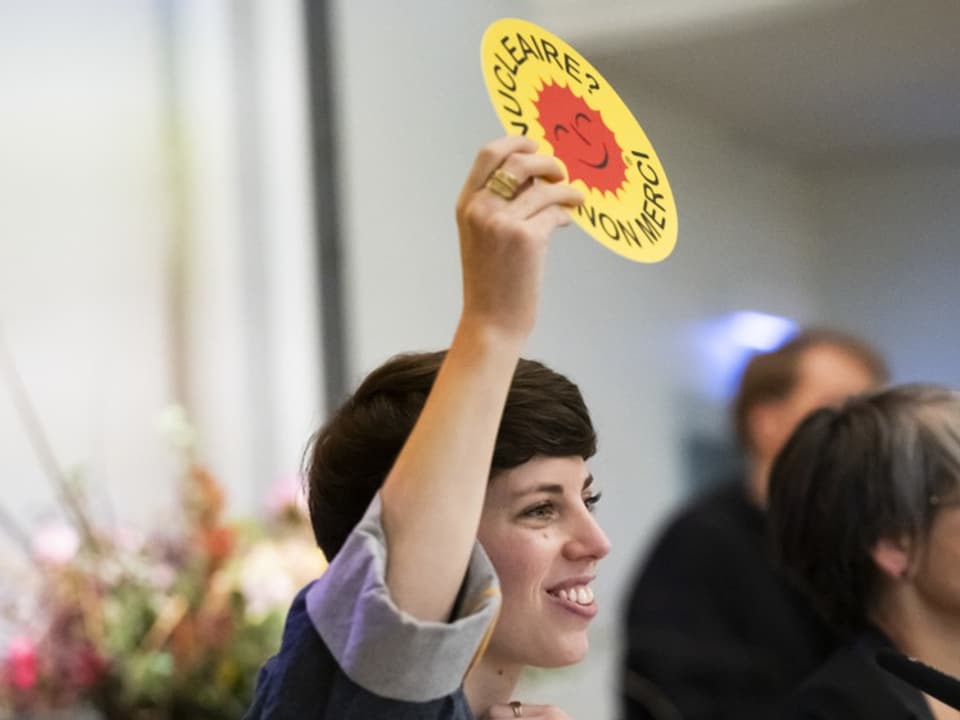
xmin=0 ymin=347 xmax=326 ymax=720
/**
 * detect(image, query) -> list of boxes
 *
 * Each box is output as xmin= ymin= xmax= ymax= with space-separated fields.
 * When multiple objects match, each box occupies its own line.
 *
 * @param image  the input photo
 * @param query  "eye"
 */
xmin=583 ymin=491 xmax=602 ymax=513
xmin=553 ymin=124 xmax=569 ymax=139
xmin=574 ymin=112 xmax=591 ymax=128
xmin=521 ymin=501 xmax=558 ymax=521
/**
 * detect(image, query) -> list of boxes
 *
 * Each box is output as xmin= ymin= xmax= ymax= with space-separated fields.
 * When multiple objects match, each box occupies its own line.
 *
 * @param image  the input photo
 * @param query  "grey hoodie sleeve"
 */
xmin=306 ymin=495 xmax=501 ymax=703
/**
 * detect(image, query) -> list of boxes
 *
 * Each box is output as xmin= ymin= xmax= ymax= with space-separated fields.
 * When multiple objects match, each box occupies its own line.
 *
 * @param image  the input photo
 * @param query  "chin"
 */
xmin=531 ymin=634 xmax=590 ymax=668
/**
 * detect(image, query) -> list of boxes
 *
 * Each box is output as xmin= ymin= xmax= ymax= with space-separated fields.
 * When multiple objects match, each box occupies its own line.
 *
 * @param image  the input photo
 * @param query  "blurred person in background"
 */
xmin=621 ymin=330 xmax=888 ymax=720
xmin=770 ymin=384 xmax=960 ymax=720
xmin=245 ymin=136 xmax=611 ymax=720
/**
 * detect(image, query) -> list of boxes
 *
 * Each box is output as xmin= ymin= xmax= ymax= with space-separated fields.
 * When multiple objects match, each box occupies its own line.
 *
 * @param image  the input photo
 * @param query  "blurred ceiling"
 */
xmin=532 ymin=0 xmax=960 ymax=167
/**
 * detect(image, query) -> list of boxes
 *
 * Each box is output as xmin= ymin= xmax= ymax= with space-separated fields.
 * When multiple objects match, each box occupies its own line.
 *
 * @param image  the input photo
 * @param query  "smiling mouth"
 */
xmin=580 ymin=144 xmax=609 ymax=169
xmin=546 ymin=586 xmax=598 ymax=619
xmin=548 ymin=585 xmax=595 ymax=605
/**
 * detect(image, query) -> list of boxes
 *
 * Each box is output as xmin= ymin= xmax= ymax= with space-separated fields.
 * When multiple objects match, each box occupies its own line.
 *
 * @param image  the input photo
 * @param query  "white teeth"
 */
xmin=551 ymin=584 xmax=595 ymax=605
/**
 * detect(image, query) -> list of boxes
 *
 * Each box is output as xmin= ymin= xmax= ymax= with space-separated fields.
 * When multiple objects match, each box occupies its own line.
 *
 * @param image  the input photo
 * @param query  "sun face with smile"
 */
xmin=534 ymin=81 xmax=627 ymax=195
xmin=481 ymin=18 xmax=678 ymax=262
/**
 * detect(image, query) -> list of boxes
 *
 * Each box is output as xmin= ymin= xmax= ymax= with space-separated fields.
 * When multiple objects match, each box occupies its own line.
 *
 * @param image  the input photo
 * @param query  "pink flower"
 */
xmin=265 ymin=473 xmax=308 ymax=520
xmin=32 ymin=520 xmax=80 ymax=565
xmin=3 ymin=636 xmax=38 ymax=691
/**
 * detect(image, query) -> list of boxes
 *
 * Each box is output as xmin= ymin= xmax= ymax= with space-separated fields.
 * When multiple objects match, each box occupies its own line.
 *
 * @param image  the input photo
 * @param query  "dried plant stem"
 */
xmin=0 ymin=334 xmax=100 ymax=552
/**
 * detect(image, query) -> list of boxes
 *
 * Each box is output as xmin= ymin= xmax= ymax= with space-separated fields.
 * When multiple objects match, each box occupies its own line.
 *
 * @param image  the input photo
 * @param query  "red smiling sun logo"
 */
xmin=533 ymin=82 xmax=626 ymax=195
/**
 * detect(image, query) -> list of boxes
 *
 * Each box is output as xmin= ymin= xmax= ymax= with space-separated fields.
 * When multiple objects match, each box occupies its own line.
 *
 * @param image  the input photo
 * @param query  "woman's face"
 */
xmin=476 ymin=455 xmax=610 ymax=669
xmin=913 ymin=501 xmax=960 ymax=618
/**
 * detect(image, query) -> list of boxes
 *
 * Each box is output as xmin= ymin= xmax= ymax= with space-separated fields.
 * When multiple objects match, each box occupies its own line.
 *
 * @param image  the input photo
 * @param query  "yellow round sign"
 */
xmin=481 ymin=18 xmax=678 ymax=263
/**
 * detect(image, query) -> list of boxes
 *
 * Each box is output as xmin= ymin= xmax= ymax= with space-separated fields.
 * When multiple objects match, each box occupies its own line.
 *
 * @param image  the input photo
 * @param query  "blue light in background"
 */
xmin=695 ymin=311 xmax=798 ymax=400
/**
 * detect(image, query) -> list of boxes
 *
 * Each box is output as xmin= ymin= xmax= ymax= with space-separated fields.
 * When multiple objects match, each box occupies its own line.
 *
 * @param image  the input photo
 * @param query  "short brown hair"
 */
xmin=732 ymin=329 xmax=888 ymax=451
xmin=768 ymin=384 xmax=960 ymax=634
xmin=304 ymin=351 xmax=596 ymax=560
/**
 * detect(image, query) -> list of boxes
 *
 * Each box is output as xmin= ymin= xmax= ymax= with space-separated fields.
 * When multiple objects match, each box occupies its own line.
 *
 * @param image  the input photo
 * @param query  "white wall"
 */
xmin=0 ymin=0 xmax=322 ymax=564
xmin=174 ymin=0 xmax=323 ymax=514
xmin=815 ymin=157 xmax=960 ymax=386
xmin=0 ymin=0 xmax=176 ymax=546
xmin=331 ymin=4 xmax=825 ymax=718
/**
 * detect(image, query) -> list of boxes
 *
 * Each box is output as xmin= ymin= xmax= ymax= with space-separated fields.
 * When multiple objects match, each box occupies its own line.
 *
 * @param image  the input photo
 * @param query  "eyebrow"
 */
xmin=511 ymin=474 xmax=594 ymax=498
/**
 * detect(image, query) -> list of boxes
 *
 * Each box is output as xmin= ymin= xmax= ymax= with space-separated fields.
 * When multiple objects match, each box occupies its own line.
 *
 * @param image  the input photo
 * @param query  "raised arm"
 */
xmin=379 ymin=136 xmax=583 ymax=623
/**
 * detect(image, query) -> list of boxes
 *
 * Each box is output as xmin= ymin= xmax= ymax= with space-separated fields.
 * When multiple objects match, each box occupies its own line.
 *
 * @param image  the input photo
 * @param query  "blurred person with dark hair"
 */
xmin=245 ymin=136 xmax=610 ymax=720
xmin=771 ymin=384 xmax=960 ymax=720
xmin=621 ymin=330 xmax=888 ymax=720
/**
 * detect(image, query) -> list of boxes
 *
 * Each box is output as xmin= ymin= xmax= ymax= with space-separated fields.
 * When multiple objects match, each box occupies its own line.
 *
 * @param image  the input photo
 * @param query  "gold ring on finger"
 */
xmin=484 ymin=167 xmax=521 ymax=200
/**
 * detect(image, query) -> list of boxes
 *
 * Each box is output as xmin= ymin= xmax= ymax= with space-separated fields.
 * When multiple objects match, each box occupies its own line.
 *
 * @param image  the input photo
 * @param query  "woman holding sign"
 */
xmin=769 ymin=385 xmax=960 ymax=719
xmin=244 ymin=135 xmax=608 ymax=720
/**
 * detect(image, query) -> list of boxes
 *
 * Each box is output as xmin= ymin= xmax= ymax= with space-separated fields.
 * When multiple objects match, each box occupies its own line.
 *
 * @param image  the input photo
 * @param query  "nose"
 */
xmin=563 ymin=507 xmax=611 ymax=561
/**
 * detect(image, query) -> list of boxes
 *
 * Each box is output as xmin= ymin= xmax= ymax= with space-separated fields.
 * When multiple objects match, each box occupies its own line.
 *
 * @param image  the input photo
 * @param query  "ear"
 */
xmin=871 ymin=536 xmax=913 ymax=580
xmin=748 ymin=402 xmax=784 ymax=457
